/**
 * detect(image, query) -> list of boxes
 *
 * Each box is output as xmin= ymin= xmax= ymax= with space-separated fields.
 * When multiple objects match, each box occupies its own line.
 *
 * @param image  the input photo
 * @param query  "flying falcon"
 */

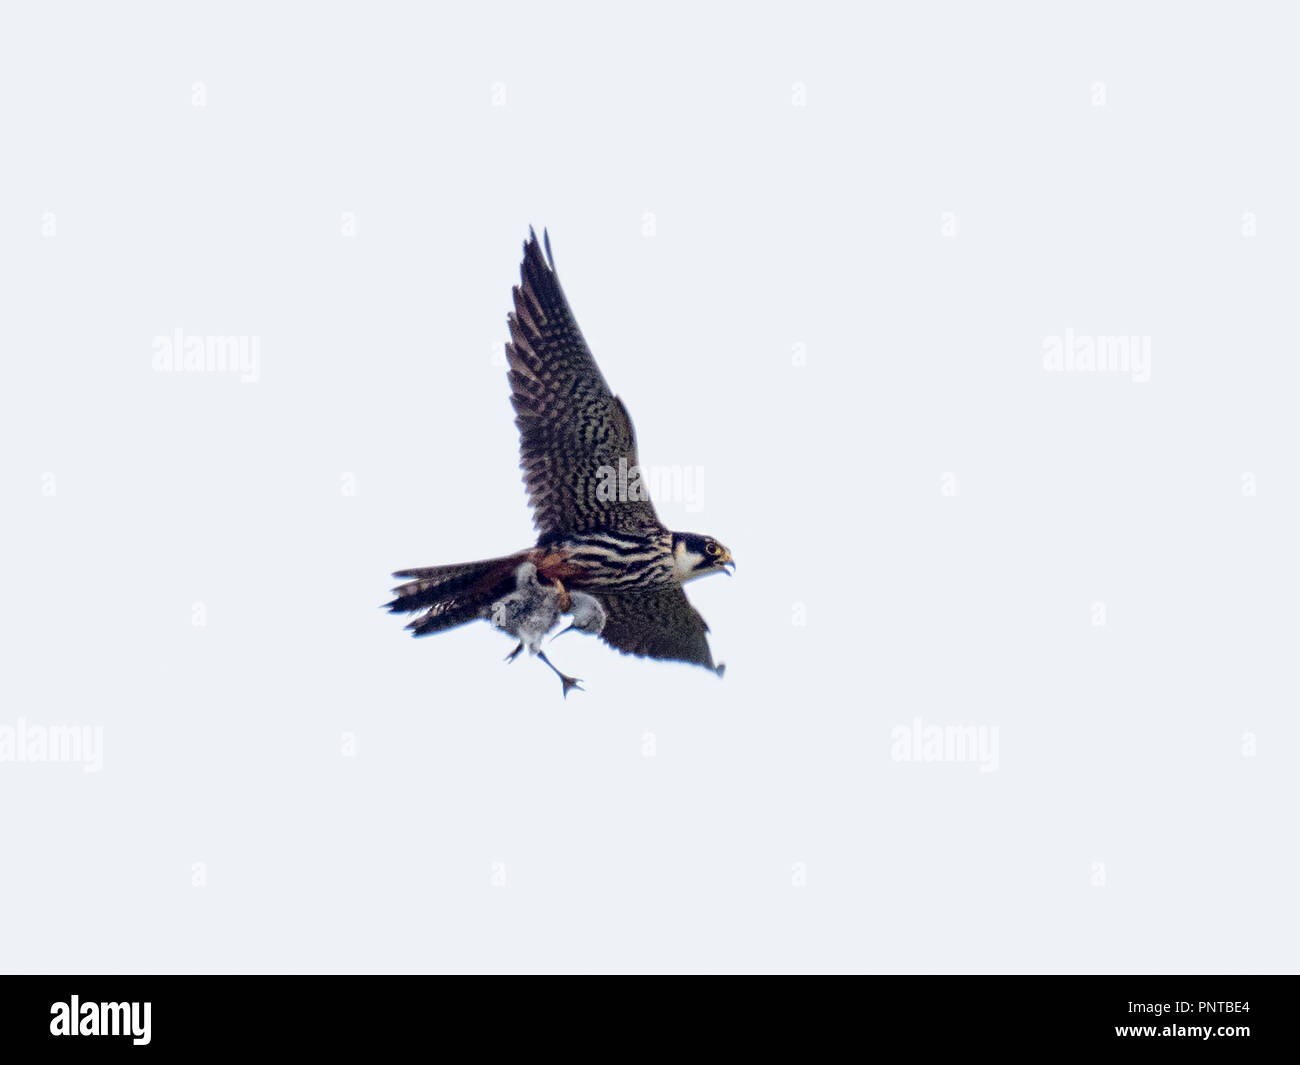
xmin=386 ymin=228 xmax=734 ymax=695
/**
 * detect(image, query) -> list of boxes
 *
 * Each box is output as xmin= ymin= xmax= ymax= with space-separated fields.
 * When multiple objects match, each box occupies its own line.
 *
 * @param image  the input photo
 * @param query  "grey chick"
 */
xmin=489 ymin=562 xmax=584 ymax=697
xmin=553 ymin=590 xmax=607 ymax=640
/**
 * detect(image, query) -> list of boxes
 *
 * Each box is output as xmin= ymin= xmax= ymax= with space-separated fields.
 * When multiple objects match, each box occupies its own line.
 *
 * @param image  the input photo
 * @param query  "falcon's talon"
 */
xmin=386 ymin=229 xmax=734 ymax=689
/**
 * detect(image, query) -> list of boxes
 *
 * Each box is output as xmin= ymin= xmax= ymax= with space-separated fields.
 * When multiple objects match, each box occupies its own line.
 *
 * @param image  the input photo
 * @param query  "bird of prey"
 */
xmin=386 ymin=228 xmax=733 ymax=694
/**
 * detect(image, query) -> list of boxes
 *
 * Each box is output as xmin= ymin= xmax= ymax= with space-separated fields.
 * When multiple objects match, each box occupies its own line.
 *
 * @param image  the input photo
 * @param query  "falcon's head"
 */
xmin=672 ymin=533 xmax=735 ymax=582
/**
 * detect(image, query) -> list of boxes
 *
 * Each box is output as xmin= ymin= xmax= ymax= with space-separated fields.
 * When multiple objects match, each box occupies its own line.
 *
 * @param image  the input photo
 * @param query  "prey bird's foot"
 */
xmin=537 ymin=650 xmax=584 ymax=698
xmin=504 ymin=642 xmax=524 ymax=664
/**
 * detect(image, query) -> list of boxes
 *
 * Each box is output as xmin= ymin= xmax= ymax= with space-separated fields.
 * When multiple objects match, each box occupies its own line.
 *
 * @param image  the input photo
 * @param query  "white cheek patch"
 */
xmin=673 ymin=546 xmax=705 ymax=581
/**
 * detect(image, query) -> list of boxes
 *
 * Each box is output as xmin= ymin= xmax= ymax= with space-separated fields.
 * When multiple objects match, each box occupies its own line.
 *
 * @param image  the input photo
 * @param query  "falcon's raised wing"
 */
xmin=505 ymin=229 xmax=664 ymax=540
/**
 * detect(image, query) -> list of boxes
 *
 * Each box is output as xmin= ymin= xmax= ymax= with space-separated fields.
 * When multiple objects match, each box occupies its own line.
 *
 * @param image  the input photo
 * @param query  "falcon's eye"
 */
xmin=706 ymin=542 xmax=719 ymax=555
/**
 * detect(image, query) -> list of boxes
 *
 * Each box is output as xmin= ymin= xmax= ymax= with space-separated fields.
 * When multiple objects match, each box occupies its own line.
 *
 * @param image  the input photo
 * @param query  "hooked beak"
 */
xmin=719 ymin=550 xmax=735 ymax=575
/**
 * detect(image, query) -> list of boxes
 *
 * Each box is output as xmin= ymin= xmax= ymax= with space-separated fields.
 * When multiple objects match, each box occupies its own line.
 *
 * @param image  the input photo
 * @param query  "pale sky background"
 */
xmin=1 ymin=2 xmax=1295 ymax=974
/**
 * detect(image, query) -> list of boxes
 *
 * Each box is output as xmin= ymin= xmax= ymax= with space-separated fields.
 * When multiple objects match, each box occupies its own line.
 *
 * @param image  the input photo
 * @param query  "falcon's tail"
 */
xmin=386 ymin=551 xmax=531 ymax=637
